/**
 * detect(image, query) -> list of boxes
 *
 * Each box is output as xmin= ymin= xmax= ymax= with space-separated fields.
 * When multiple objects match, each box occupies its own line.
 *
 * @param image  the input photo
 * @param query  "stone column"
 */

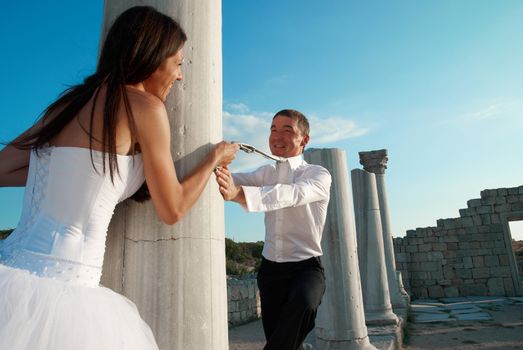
xmin=100 ymin=2 xmax=227 ymax=350
xmin=351 ymin=169 xmax=397 ymax=325
xmin=304 ymin=148 xmax=375 ymax=350
xmin=359 ymin=150 xmax=409 ymax=310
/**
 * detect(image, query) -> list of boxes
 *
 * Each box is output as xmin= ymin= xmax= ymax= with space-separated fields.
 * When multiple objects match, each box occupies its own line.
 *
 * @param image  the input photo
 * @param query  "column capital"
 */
xmin=359 ymin=149 xmax=388 ymax=174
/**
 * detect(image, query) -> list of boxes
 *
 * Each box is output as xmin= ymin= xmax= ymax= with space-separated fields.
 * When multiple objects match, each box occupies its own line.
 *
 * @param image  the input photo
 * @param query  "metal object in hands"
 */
xmin=235 ymin=142 xmax=284 ymax=163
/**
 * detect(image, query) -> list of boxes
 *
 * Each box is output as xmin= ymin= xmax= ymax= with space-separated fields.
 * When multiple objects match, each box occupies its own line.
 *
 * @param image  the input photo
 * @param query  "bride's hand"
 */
xmin=213 ymin=141 xmax=239 ymax=167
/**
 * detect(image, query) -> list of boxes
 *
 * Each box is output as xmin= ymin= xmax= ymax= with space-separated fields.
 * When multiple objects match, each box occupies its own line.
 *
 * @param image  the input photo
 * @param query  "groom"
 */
xmin=215 ymin=109 xmax=331 ymax=350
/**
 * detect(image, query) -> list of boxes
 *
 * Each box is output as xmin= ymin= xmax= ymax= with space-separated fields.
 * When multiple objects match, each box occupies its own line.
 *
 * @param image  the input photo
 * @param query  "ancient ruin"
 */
xmin=394 ymin=185 xmax=523 ymax=299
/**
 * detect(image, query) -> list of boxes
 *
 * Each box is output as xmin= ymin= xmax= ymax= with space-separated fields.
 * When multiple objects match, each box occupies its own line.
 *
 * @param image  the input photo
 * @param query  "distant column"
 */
xmin=304 ymin=148 xmax=375 ymax=350
xmin=101 ymin=1 xmax=228 ymax=349
xmin=359 ymin=150 xmax=409 ymax=310
xmin=351 ymin=169 xmax=398 ymax=325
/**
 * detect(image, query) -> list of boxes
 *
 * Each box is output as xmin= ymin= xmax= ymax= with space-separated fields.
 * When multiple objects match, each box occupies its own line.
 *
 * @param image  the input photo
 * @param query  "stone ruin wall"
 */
xmin=394 ymin=185 xmax=523 ymax=299
xmin=227 ymin=277 xmax=260 ymax=327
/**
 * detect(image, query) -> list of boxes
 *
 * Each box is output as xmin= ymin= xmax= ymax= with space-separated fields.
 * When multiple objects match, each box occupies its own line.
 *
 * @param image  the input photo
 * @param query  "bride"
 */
xmin=0 ymin=6 xmax=237 ymax=349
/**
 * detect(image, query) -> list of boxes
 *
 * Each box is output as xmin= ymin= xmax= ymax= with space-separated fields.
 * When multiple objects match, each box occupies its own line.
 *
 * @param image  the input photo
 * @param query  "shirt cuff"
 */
xmin=242 ymin=186 xmax=262 ymax=212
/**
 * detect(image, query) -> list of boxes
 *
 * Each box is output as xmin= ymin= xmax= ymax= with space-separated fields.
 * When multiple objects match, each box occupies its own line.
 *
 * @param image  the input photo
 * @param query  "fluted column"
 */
xmin=351 ymin=169 xmax=397 ymax=325
xmin=359 ymin=150 xmax=409 ymax=310
xmin=100 ymin=2 xmax=227 ymax=349
xmin=304 ymin=148 xmax=375 ymax=350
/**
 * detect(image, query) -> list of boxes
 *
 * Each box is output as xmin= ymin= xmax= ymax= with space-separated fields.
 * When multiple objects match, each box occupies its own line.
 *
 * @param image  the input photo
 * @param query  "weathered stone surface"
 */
xmin=394 ymin=185 xmax=522 ymax=298
xmin=444 ymin=286 xmax=460 ymax=297
xmin=487 ymin=278 xmax=505 ymax=296
xmin=427 ymin=285 xmax=444 ymax=298
xmin=461 ymin=284 xmax=487 ymax=296
xmin=307 ymin=149 xmax=375 ymax=349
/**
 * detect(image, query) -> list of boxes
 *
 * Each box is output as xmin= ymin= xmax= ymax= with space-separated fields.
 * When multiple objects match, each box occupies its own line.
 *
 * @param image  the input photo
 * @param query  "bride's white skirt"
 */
xmin=0 ymin=264 xmax=158 ymax=350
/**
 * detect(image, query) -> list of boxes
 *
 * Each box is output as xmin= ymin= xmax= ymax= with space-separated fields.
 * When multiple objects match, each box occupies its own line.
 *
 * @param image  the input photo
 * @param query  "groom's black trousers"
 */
xmin=257 ymin=256 xmax=326 ymax=350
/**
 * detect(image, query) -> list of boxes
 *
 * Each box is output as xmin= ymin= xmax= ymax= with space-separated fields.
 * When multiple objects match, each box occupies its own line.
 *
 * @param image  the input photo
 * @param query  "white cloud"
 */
xmin=458 ymin=100 xmax=522 ymax=123
xmin=223 ymin=105 xmax=369 ymax=171
xmin=308 ymin=116 xmax=369 ymax=145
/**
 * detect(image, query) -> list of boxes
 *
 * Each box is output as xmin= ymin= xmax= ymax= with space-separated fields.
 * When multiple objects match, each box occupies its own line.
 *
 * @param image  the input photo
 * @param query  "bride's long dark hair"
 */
xmin=10 ymin=6 xmax=186 ymax=193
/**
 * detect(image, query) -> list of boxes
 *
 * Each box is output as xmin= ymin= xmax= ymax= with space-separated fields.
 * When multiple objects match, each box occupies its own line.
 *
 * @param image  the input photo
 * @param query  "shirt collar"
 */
xmin=280 ymin=154 xmax=305 ymax=170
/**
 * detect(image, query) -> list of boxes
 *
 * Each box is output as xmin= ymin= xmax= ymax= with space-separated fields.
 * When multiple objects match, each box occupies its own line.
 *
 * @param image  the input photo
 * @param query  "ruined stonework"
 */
xmin=227 ymin=278 xmax=260 ymax=327
xmin=394 ymin=186 xmax=523 ymax=298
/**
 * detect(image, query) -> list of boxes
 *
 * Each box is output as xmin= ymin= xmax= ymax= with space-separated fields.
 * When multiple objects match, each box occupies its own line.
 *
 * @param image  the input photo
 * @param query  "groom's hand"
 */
xmin=214 ymin=166 xmax=243 ymax=203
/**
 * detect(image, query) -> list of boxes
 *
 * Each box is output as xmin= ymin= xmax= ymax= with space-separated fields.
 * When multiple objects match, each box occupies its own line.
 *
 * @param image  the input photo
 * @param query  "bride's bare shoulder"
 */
xmin=125 ymin=86 xmax=165 ymax=115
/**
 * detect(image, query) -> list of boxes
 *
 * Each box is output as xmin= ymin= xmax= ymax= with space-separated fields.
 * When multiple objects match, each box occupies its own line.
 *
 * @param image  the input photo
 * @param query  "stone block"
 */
xmin=463 ymin=256 xmax=473 ymax=268
xmin=444 ymin=286 xmax=460 ymax=297
xmin=477 ymin=206 xmax=493 ymax=215
xmin=480 ymin=214 xmax=491 ymax=225
xmin=484 ymin=255 xmax=500 ymax=267
xmin=408 ymin=237 xmax=424 ymax=245
xmin=508 ymin=187 xmax=518 ymax=195
xmin=443 ymin=219 xmax=462 ymax=229
xmin=419 ymin=244 xmax=432 ymax=252
xmin=491 ymin=214 xmax=500 ymax=224
xmin=461 ymin=217 xmax=474 ymax=227
xmin=430 ymin=271 xmax=444 ymax=280
xmin=480 ymin=189 xmax=498 ymax=198
xmin=406 ymin=229 xmax=416 ymax=237
xmin=428 ymin=285 xmax=445 ymax=298
xmin=456 ymin=268 xmax=472 ymax=279
xmin=480 ymin=240 xmax=495 ymax=249
xmin=406 ymin=245 xmax=418 ymax=253
xmin=396 ymin=252 xmax=408 ymax=263
xmin=461 ymin=284 xmax=487 ymax=296
xmin=408 ymin=262 xmax=421 ymax=271
xmin=488 ymin=224 xmax=503 ymax=232
xmin=492 ymin=247 xmax=507 ymax=255
xmin=411 ymin=279 xmax=425 ymax=288
xmin=494 ymin=204 xmax=511 ymax=213
xmin=451 ymin=278 xmax=464 ymax=287
xmin=438 ymin=279 xmax=452 ymax=286
xmin=519 ymin=185 xmax=523 ymax=194
xmin=498 ymin=255 xmax=509 ymax=266
xmin=444 ymin=250 xmax=457 ymax=258
xmin=473 ymin=256 xmax=484 ymax=267
xmin=411 ymin=287 xmax=428 ymax=299
xmin=494 ymin=240 xmax=506 ymax=248
xmin=503 ymin=278 xmax=516 ymax=297
xmin=428 ymin=251 xmax=444 ymax=261
xmin=459 ymin=208 xmax=473 ymax=216
xmin=478 ymin=226 xmax=490 ymax=233
xmin=480 ymin=197 xmax=496 ymax=205
xmin=472 ymin=268 xmax=490 ymax=279
xmin=459 ymin=242 xmax=471 ymax=249
xmin=465 ymin=226 xmax=478 ymax=234
xmin=490 ymin=266 xmax=511 ymax=277
xmin=426 ymin=279 xmax=437 ymax=286
xmin=506 ymin=195 xmax=519 ymax=203
xmin=442 ymin=235 xmax=459 ymax=243
xmin=470 ymin=241 xmax=481 ymax=249
xmin=495 ymin=196 xmax=507 ymax=204
xmin=432 ymin=243 xmax=447 ymax=251
xmin=426 ymin=237 xmax=439 ymax=243
xmin=498 ymin=188 xmax=508 ymax=196
xmin=467 ymin=199 xmax=482 ymax=208
xmin=446 ymin=242 xmax=458 ymax=250
xmin=412 ymin=271 xmax=428 ymax=280
xmin=420 ymin=261 xmax=441 ymax=272
xmin=487 ymin=278 xmax=505 ymax=296
xmin=511 ymin=202 xmax=523 ymax=211
xmin=443 ymin=266 xmax=456 ymax=279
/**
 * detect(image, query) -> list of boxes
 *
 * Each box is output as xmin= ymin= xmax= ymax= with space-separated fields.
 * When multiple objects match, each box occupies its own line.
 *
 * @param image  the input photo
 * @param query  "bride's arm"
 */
xmin=133 ymin=96 xmax=238 ymax=225
xmin=0 ymin=146 xmax=30 ymax=187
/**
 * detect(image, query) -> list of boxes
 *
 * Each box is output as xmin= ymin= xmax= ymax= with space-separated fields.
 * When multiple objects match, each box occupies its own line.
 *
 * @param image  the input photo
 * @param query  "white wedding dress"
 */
xmin=0 ymin=145 xmax=158 ymax=349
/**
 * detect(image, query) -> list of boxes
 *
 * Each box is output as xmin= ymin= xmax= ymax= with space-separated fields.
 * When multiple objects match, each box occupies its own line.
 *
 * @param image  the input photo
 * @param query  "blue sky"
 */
xmin=1 ymin=1 xmax=522 ymax=241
